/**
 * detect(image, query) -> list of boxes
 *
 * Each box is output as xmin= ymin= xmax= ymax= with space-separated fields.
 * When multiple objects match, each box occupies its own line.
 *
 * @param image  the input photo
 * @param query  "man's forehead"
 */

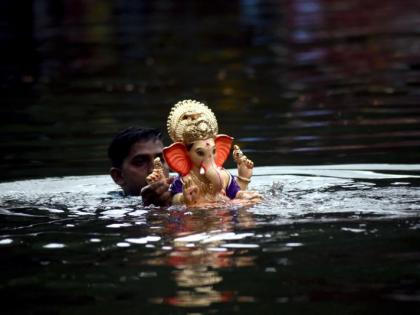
xmin=129 ymin=140 xmax=163 ymax=155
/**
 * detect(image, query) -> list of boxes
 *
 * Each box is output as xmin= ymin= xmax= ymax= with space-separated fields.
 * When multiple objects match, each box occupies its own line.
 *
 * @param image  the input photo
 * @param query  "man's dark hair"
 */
xmin=108 ymin=127 xmax=162 ymax=168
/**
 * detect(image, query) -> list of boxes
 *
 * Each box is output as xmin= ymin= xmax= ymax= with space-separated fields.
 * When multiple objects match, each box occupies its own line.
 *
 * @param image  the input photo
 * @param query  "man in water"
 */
xmin=108 ymin=127 xmax=173 ymax=206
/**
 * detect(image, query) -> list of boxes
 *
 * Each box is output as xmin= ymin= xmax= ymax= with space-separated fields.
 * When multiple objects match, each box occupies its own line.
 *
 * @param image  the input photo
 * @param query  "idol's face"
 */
xmin=188 ymin=138 xmax=216 ymax=168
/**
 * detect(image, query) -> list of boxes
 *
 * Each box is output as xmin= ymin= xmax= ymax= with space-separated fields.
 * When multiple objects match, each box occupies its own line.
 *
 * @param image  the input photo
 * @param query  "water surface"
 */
xmin=1 ymin=165 xmax=420 ymax=314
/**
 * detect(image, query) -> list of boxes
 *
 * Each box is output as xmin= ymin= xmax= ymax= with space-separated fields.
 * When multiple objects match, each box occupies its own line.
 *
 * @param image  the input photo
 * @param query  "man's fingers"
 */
xmin=140 ymin=186 xmax=156 ymax=203
xmin=142 ymin=182 xmax=169 ymax=196
xmin=149 ymin=191 xmax=172 ymax=206
xmin=141 ymin=183 xmax=172 ymax=207
xmin=140 ymin=184 xmax=151 ymax=195
xmin=159 ymin=191 xmax=173 ymax=206
xmin=166 ymin=176 xmax=175 ymax=185
xmin=147 ymin=181 xmax=163 ymax=189
xmin=153 ymin=182 xmax=170 ymax=195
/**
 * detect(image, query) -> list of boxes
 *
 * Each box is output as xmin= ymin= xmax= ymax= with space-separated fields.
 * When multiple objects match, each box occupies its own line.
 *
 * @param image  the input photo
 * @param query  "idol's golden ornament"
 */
xmin=158 ymin=99 xmax=261 ymax=206
xmin=167 ymin=99 xmax=218 ymax=144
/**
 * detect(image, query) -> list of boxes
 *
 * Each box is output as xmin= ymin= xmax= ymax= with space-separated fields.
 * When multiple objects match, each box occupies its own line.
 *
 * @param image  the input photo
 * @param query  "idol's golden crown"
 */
xmin=167 ymin=100 xmax=218 ymax=143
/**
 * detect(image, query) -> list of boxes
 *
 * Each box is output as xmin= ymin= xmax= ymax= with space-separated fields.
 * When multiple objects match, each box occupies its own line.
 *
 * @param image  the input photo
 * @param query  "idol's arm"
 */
xmin=232 ymin=145 xmax=254 ymax=190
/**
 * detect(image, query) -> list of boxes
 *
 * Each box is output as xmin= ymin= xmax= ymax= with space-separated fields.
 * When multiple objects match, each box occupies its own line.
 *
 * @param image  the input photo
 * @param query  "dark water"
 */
xmin=1 ymin=0 xmax=420 ymax=180
xmin=1 ymin=165 xmax=420 ymax=314
xmin=1 ymin=0 xmax=420 ymax=314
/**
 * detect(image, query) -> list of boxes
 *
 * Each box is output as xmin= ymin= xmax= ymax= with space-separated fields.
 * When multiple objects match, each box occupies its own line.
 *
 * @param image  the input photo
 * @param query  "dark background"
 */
xmin=1 ymin=0 xmax=420 ymax=181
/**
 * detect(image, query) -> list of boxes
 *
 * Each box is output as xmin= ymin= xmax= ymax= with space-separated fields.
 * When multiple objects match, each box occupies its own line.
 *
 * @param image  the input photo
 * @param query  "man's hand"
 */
xmin=141 ymin=177 xmax=174 ymax=206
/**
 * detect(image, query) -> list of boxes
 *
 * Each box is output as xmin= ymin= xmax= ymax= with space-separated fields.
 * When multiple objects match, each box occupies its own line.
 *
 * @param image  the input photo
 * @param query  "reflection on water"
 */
xmin=1 ymin=165 xmax=420 ymax=313
xmin=1 ymin=0 xmax=420 ymax=180
xmin=155 ymin=209 xmax=256 ymax=308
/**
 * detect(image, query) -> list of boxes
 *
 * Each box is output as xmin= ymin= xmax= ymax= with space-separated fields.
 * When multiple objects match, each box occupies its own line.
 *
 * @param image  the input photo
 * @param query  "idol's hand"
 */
xmin=233 ymin=145 xmax=254 ymax=182
xmin=182 ymin=175 xmax=199 ymax=205
xmin=146 ymin=157 xmax=167 ymax=184
xmin=236 ymin=190 xmax=262 ymax=201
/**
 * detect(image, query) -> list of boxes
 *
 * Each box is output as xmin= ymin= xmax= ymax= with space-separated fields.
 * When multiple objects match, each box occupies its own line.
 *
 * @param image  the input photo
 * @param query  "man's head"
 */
xmin=108 ymin=127 xmax=167 ymax=196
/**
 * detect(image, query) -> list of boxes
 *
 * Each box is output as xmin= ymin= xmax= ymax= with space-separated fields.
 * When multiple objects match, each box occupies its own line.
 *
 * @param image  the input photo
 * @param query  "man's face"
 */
xmin=118 ymin=140 xmax=167 ymax=196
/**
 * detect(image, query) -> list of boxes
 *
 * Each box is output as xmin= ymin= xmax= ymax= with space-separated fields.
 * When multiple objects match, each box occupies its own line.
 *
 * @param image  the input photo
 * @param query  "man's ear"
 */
xmin=110 ymin=167 xmax=125 ymax=186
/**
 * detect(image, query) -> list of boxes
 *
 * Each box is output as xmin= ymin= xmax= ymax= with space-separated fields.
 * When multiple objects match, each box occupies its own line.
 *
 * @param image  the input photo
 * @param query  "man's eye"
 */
xmin=133 ymin=158 xmax=146 ymax=166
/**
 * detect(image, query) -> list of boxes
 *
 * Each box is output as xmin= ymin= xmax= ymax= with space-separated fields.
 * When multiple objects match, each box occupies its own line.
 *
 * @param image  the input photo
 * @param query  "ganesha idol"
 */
xmin=147 ymin=99 xmax=261 ymax=206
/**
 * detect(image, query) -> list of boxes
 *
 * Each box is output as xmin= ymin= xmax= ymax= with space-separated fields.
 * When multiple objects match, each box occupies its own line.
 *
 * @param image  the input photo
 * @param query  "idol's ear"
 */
xmin=215 ymin=134 xmax=234 ymax=167
xmin=163 ymin=142 xmax=192 ymax=177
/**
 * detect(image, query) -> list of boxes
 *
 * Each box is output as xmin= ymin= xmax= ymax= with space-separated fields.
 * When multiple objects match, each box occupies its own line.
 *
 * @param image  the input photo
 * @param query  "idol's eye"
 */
xmin=196 ymin=150 xmax=205 ymax=157
xmin=212 ymin=148 xmax=216 ymax=155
